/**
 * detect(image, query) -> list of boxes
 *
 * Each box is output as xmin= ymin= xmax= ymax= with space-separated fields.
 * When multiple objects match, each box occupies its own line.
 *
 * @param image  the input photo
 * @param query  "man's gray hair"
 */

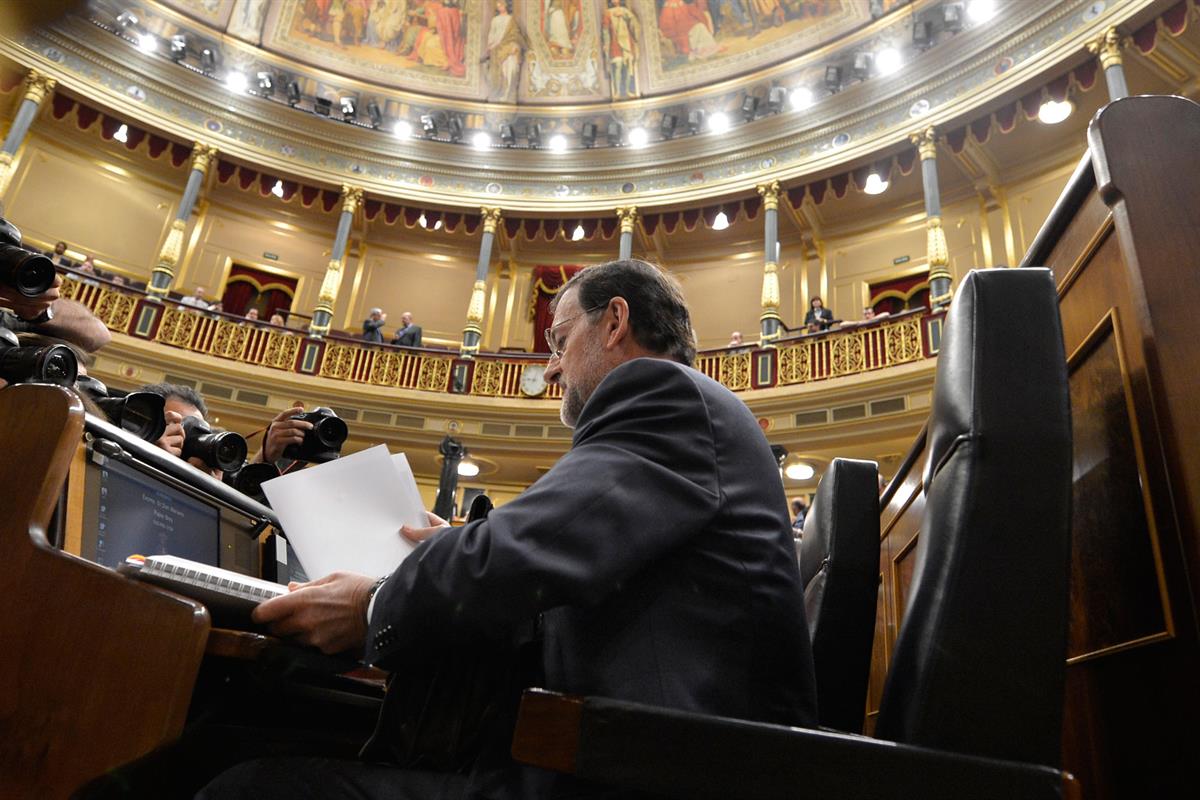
xmin=370 ymin=307 xmax=382 ymax=315
xmin=553 ymin=259 xmax=696 ymax=366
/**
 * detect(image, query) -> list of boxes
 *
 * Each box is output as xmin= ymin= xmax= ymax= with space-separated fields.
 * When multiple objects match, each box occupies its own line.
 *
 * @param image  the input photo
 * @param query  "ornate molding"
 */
xmin=909 ymin=126 xmax=938 ymax=161
xmin=1087 ymin=26 xmax=1126 ymax=71
xmin=189 ymin=142 xmax=218 ymax=176
xmin=616 ymin=206 xmax=639 ymax=234
xmin=756 ymin=181 xmax=781 ymax=212
xmin=22 ymin=68 xmax=56 ymax=106
xmin=479 ymin=207 xmax=503 ymax=235
xmin=340 ymin=184 xmax=364 ymax=216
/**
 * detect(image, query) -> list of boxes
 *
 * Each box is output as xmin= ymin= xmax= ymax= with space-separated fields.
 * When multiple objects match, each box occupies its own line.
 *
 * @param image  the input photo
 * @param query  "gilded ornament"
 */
xmin=756 ymin=181 xmax=781 ymax=211
xmin=22 ymin=70 xmax=57 ymax=106
xmin=615 ymin=206 xmax=639 ymax=233
xmin=926 ymin=216 xmax=950 ymax=269
xmin=465 ymin=279 xmax=487 ymax=325
xmin=760 ymin=261 xmax=781 ymax=310
xmin=190 ymin=142 xmax=219 ymax=176
xmin=1087 ymin=27 xmax=1125 ymax=71
xmin=480 ymin=207 xmax=503 ymax=234
xmin=909 ymin=126 xmax=937 ymax=161
xmin=317 ymin=257 xmax=344 ymax=306
xmin=341 ymin=185 xmax=364 ymax=216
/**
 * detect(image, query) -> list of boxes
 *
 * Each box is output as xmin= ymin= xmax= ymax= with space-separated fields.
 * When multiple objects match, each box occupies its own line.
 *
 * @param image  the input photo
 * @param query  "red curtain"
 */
xmin=529 ymin=265 xmax=584 ymax=353
xmin=869 ymin=272 xmax=930 ymax=315
xmin=222 ymin=264 xmax=298 ymax=317
xmin=220 ymin=280 xmax=256 ymax=315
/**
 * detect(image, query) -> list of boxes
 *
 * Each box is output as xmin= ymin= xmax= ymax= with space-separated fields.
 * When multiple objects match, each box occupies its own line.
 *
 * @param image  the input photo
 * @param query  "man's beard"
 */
xmin=558 ymin=339 xmax=605 ymax=428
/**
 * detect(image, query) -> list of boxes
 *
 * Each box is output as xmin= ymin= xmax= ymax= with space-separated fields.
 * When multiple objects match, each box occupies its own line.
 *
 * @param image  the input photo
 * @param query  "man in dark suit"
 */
xmin=204 ymin=259 xmax=817 ymax=799
xmin=390 ymin=311 xmax=422 ymax=347
xmin=803 ymin=296 xmax=834 ymax=332
xmin=362 ymin=307 xmax=387 ymax=343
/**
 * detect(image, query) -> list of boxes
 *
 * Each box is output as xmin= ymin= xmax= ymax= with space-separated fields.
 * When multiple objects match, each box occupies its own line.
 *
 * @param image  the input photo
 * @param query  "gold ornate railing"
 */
xmin=61 ymin=274 xmax=940 ymax=398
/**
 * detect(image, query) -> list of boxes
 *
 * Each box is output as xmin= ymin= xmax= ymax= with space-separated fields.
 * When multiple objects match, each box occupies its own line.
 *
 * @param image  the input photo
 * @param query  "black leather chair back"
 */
xmin=875 ymin=268 xmax=1072 ymax=767
xmin=799 ymin=458 xmax=880 ymax=733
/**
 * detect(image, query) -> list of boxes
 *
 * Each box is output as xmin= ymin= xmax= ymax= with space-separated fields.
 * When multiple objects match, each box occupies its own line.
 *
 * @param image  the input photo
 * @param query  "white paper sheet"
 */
xmin=261 ymin=445 xmax=423 ymax=579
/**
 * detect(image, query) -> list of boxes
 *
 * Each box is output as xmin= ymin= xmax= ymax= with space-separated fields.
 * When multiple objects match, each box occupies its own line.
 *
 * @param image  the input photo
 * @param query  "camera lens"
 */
xmin=0 ymin=342 xmax=78 ymax=387
xmin=214 ymin=433 xmax=248 ymax=471
xmin=314 ymin=415 xmax=348 ymax=448
xmin=0 ymin=245 xmax=56 ymax=297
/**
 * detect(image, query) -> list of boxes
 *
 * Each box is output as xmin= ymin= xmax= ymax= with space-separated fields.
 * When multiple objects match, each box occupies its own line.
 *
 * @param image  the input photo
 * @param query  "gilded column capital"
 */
xmin=926 ymin=216 xmax=950 ymax=274
xmin=756 ymin=181 xmax=781 ymax=211
xmin=341 ymin=185 xmax=364 ymax=216
xmin=189 ymin=142 xmax=219 ymax=176
xmin=1087 ymin=27 xmax=1126 ymax=71
xmin=480 ymin=206 xmax=503 ymax=234
xmin=909 ymin=126 xmax=938 ymax=161
xmin=22 ymin=70 xmax=57 ymax=106
xmin=615 ymin=206 xmax=639 ymax=232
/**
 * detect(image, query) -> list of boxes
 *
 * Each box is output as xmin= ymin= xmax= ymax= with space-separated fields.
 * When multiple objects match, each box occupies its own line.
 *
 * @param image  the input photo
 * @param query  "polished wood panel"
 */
xmin=868 ymin=96 xmax=1200 ymax=800
xmin=0 ymin=384 xmax=211 ymax=798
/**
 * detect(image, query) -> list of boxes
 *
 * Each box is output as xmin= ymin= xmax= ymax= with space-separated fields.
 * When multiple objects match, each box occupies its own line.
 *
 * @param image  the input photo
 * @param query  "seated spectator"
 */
xmin=791 ymin=496 xmax=809 ymax=532
xmin=862 ymin=306 xmax=889 ymax=322
xmin=50 ymin=241 xmax=73 ymax=268
xmin=244 ymin=308 xmax=260 ymax=322
xmin=727 ymin=330 xmax=744 ymax=347
xmin=110 ymin=275 xmax=127 ymax=287
xmin=76 ymin=255 xmax=100 ymax=287
xmin=390 ymin=311 xmax=422 ymax=347
xmin=804 ymin=296 xmax=834 ymax=332
xmin=179 ymin=286 xmax=212 ymax=309
xmin=208 ymin=301 xmax=224 ymax=317
xmin=362 ymin=307 xmax=386 ymax=342
xmin=268 ymin=312 xmax=286 ymax=327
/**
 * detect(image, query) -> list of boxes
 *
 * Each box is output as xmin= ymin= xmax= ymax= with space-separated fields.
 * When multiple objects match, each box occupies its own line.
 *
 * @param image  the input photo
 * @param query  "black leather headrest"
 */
xmin=876 ymin=268 xmax=1072 ymax=767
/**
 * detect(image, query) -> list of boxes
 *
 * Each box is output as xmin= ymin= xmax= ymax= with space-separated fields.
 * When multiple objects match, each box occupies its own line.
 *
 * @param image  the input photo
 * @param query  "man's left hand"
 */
xmin=0 ymin=274 xmax=60 ymax=320
xmin=251 ymin=571 xmax=378 ymax=655
xmin=259 ymin=405 xmax=313 ymax=463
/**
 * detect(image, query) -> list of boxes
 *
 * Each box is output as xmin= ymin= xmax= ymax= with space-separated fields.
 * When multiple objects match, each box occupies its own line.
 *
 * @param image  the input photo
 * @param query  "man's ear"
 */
xmin=603 ymin=296 xmax=632 ymax=351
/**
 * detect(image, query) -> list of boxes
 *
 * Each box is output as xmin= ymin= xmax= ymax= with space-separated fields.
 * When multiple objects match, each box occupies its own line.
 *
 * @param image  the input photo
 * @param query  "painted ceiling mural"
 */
xmin=158 ymin=0 xmax=901 ymax=103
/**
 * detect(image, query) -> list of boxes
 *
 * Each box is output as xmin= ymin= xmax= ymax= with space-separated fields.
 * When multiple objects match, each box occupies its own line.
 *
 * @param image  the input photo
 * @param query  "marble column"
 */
xmin=148 ymin=142 xmax=218 ymax=297
xmin=461 ymin=207 xmax=502 ymax=356
xmin=1088 ymin=27 xmax=1129 ymax=101
xmin=756 ymin=181 xmax=783 ymax=345
xmin=0 ymin=70 xmax=57 ymax=206
xmin=616 ymin=206 xmax=638 ymax=260
xmin=910 ymin=127 xmax=952 ymax=309
xmin=309 ymin=185 xmax=363 ymax=336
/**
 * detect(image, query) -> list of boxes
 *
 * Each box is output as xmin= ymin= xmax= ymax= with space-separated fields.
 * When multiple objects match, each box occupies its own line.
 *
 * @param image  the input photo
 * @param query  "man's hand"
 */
xmin=156 ymin=410 xmax=185 ymax=457
xmin=258 ymin=405 xmax=313 ymax=463
xmin=251 ymin=571 xmax=379 ymax=654
xmin=0 ymin=274 xmax=61 ymax=319
xmin=400 ymin=510 xmax=450 ymax=544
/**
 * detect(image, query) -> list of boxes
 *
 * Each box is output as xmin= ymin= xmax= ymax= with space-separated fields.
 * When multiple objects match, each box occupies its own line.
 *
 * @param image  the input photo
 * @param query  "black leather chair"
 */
xmin=799 ymin=458 xmax=880 ymax=734
xmin=512 ymin=267 xmax=1074 ymax=799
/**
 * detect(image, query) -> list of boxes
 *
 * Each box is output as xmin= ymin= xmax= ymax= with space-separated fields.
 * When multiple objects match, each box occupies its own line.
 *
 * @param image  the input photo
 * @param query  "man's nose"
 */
xmin=544 ymin=358 xmax=562 ymax=386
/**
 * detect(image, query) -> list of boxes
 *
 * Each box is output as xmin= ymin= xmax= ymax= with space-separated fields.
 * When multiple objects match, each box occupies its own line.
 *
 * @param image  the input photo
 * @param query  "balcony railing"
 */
xmin=61 ymin=272 xmax=942 ymax=398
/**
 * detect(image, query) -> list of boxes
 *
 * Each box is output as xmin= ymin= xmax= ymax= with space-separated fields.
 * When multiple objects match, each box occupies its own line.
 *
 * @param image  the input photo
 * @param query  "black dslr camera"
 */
xmin=0 ymin=217 xmax=56 ymax=298
xmin=181 ymin=415 xmax=248 ymax=472
xmin=281 ymin=406 xmax=347 ymax=463
xmin=223 ymin=462 xmax=281 ymax=505
xmin=76 ymin=375 xmax=168 ymax=442
xmin=0 ymin=327 xmax=78 ymax=386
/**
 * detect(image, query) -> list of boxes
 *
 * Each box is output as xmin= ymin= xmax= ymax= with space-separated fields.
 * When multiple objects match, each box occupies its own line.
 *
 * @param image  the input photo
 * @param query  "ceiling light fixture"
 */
xmin=200 ymin=47 xmax=216 ymax=74
xmin=271 ymin=179 xmax=284 ymax=198
xmin=420 ymin=114 xmax=438 ymax=137
xmin=113 ymin=124 xmax=129 ymax=143
xmin=740 ymin=95 xmax=760 ymax=122
xmin=712 ymin=211 xmax=730 ymax=231
xmin=571 ymin=224 xmax=585 ymax=241
xmin=708 ymin=111 xmax=731 ymax=134
xmin=875 ymin=48 xmax=902 ymax=76
xmin=606 ymin=121 xmax=624 ymax=146
xmin=224 ymin=71 xmax=248 ymax=94
xmin=824 ymin=65 xmax=843 ymax=92
xmin=527 ymin=122 xmax=543 ymax=149
xmin=863 ymin=171 xmax=890 ymax=195
xmin=136 ymin=33 xmax=157 ymax=54
xmin=767 ymin=86 xmax=788 ymax=114
xmin=581 ymin=122 xmax=597 ymax=147
xmin=471 ymin=131 xmax=491 ymax=150
xmin=966 ymin=0 xmax=996 ymax=24
xmin=313 ymin=97 xmax=333 ymax=117
xmin=169 ymin=34 xmax=187 ymax=61
xmin=340 ymin=97 xmax=357 ymax=120
xmin=256 ymin=71 xmax=275 ymax=96
xmin=457 ymin=460 xmax=480 ymax=478
xmin=789 ymin=86 xmax=814 ymax=110
xmin=394 ymin=119 xmax=413 ymax=139
xmin=660 ymin=113 xmax=678 ymax=139
xmin=548 ymin=133 xmax=568 ymax=153
xmin=627 ymin=126 xmax=649 ymax=148
xmin=784 ymin=462 xmax=816 ymax=481
xmin=1037 ymin=98 xmax=1073 ymax=125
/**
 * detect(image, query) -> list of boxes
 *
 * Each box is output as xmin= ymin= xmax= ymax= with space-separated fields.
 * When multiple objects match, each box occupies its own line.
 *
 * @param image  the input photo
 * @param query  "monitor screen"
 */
xmin=92 ymin=457 xmax=221 ymax=568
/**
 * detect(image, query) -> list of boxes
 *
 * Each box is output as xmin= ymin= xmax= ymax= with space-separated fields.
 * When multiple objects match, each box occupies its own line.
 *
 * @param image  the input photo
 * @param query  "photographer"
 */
xmin=138 ymin=382 xmax=231 ymax=480
xmin=254 ymin=403 xmax=314 ymax=467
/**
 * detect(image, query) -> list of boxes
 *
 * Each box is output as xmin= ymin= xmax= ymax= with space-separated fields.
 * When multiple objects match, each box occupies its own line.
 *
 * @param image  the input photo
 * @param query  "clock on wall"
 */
xmin=520 ymin=363 xmax=548 ymax=397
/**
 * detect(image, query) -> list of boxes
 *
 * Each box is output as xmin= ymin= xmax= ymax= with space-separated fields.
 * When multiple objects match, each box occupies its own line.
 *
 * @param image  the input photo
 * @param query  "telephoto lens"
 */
xmin=94 ymin=392 xmax=168 ymax=443
xmin=181 ymin=415 xmax=248 ymax=472
xmin=223 ymin=462 xmax=280 ymax=504
xmin=282 ymin=406 xmax=348 ymax=463
xmin=0 ymin=327 xmax=78 ymax=386
xmin=0 ymin=244 xmax=56 ymax=297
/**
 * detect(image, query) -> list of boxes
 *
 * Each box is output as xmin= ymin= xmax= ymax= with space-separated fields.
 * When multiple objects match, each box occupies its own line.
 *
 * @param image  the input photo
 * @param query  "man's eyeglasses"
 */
xmin=544 ymin=302 xmax=609 ymax=359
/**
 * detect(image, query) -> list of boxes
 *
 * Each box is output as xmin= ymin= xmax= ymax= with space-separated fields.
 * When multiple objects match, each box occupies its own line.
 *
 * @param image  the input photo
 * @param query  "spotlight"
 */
xmin=606 ymin=121 xmax=623 ymax=146
xmin=256 ymin=71 xmax=274 ymax=96
xmin=313 ymin=97 xmax=332 ymax=117
xmin=367 ymin=100 xmax=382 ymax=129
xmin=137 ymin=33 xmax=157 ymax=54
xmin=471 ymin=131 xmax=491 ymax=150
xmin=571 ymin=224 xmax=585 ymax=241
xmin=966 ymin=0 xmax=996 ymax=24
xmin=169 ymin=34 xmax=187 ymax=61
xmin=1037 ymin=98 xmax=1073 ymax=125
xmin=527 ymin=122 xmax=543 ymax=148
xmin=824 ymin=65 xmax=843 ymax=92
xmin=340 ymin=96 xmax=357 ymax=120
xmin=580 ymin=122 xmax=597 ymax=147
xmin=784 ymin=461 xmax=815 ymax=481
xmin=499 ymin=123 xmax=516 ymax=146
xmin=548 ymin=133 xmax=568 ymax=153
xmin=913 ymin=20 xmax=934 ymax=48
xmin=708 ymin=111 xmax=731 ymax=134
xmin=943 ymin=3 xmax=964 ymax=31
xmin=767 ymin=86 xmax=788 ymax=114
xmin=741 ymin=95 xmax=760 ymax=121
xmin=394 ymin=119 xmax=413 ymax=138
xmin=200 ymin=47 xmax=217 ymax=74
xmin=627 ymin=126 xmax=649 ymax=148
xmin=853 ymin=52 xmax=873 ymax=80
xmin=448 ymin=116 xmax=464 ymax=142
xmin=712 ymin=211 xmax=730 ymax=231
xmin=418 ymin=212 xmax=428 ymax=228
xmin=789 ymin=86 xmax=814 ymax=110
xmin=286 ymin=80 xmax=301 ymax=106
xmin=271 ymin=179 xmax=284 ymax=198
xmin=115 ymin=11 xmax=138 ymax=29
xmin=420 ymin=114 xmax=438 ymax=137
xmin=113 ymin=124 xmax=129 ymax=143
xmin=224 ymin=71 xmax=248 ymax=94
xmin=876 ymin=48 xmax=902 ymax=76
xmin=457 ymin=460 xmax=480 ymax=478
xmin=687 ymin=109 xmax=705 ymax=134
xmin=863 ymin=171 xmax=889 ymax=195
xmin=660 ymin=113 xmax=678 ymax=139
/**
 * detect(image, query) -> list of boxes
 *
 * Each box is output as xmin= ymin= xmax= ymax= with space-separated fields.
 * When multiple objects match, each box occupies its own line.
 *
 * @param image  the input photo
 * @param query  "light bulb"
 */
xmin=627 ymin=127 xmax=649 ymax=148
xmin=875 ymin=48 xmax=902 ymax=76
xmin=137 ymin=33 xmax=157 ymax=54
xmin=548 ymin=133 xmax=568 ymax=153
xmin=712 ymin=211 xmax=730 ymax=230
xmin=394 ymin=120 xmax=413 ymax=139
xmin=471 ymin=131 xmax=491 ymax=150
xmin=789 ymin=87 xmax=813 ymax=110
xmin=863 ymin=172 xmax=889 ymax=195
xmin=224 ymin=71 xmax=248 ymax=94
xmin=571 ymin=224 xmax=585 ymax=241
xmin=1037 ymin=99 xmax=1073 ymax=125
xmin=708 ymin=112 xmax=731 ymax=134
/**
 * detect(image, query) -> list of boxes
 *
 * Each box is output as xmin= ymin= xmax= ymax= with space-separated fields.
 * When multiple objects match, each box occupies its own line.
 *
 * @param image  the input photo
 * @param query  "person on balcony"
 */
xmin=179 ymin=286 xmax=212 ymax=310
xmin=362 ymin=307 xmax=387 ymax=343
xmin=390 ymin=311 xmax=422 ymax=347
xmin=803 ymin=296 xmax=834 ymax=333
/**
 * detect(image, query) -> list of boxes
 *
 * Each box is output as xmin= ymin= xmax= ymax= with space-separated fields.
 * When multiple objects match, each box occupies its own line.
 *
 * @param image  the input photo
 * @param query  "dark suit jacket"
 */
xmin=804 ymin=307 xmax=834 ymax=329
xmin=390 ymin=324 xmax=422 ymax=347
xmin=366 ymin=357 xmax=817 ymax=796
xmin=362 ymin=318 xmax=385 ymax=343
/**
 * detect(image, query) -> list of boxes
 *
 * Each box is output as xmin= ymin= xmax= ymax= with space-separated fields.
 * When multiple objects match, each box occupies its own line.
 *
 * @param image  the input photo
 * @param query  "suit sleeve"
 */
xmin=366 ymin=360 xmax=721 ymax=667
